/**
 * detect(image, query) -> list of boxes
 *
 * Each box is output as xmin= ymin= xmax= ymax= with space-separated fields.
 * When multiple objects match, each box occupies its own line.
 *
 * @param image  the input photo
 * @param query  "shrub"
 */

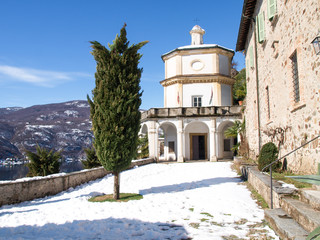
xmin=258 ymin=142 xmax=281 ymax=172
xmin=82 ymin=147 xmax=101 ymax=169
xmin=26 ymin=145 xmax=61 ymax=177
xmin=233 ymin=68 xmax=246 ymax=103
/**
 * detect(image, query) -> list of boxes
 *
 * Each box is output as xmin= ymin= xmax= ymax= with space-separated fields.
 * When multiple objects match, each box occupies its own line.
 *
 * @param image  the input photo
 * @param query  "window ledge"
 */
xmin=290 ymin=102 xmax=306 ymax=113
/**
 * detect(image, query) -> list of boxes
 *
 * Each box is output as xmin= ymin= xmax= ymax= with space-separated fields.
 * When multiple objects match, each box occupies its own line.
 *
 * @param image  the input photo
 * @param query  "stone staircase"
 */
xmin=265 ymin=187 xmax=320 ymax=240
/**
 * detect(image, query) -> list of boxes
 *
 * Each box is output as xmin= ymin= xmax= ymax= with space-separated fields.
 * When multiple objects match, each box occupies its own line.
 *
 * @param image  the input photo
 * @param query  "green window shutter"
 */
xmin=268 ymin=0 xmax=277 ymax=20
xmin=249 ymin=46 xmax=254 ymax=68
xmin=257 ymin=12 xmax=265 ymax=43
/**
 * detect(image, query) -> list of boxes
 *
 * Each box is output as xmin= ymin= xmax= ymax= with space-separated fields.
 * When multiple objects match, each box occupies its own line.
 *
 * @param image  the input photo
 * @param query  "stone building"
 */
xmin=141 ymin=25 xmax=241 ymax=162
xmin=236 ymin=0 xmax=320 ymax=173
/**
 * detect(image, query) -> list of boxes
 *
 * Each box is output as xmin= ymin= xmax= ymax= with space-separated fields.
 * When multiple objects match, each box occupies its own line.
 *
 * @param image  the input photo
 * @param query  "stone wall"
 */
xmin=245 ymin=166 xmax=296 ymax=208
xmin=244 ymin=0 xmax=320 ymax=174
xmin=0 ymin=158 xmax=155 ymax=207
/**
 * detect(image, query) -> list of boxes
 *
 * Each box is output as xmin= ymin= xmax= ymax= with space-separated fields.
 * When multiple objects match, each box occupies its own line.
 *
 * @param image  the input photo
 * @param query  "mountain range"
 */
xmin=0 ymin=100 xmax=93 ymax=161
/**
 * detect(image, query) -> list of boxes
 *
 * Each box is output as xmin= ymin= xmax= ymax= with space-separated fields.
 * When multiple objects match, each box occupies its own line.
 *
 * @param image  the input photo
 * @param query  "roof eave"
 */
xmin=161 ymin=45 xmax=235 ymax=61
xmin=235 ymin=0 xmax=257 ymax=52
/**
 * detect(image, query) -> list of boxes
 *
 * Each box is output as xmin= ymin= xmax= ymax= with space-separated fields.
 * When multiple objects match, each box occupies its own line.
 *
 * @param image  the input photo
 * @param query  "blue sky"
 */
xmin=0 ymin=0 xmax=245 ymax=110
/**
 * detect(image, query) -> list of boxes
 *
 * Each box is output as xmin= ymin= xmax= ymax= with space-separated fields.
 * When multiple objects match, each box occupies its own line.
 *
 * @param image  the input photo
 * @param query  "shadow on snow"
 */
xmin=139 ymin=177 xmax=241 ymax=195
xmin=0 ymin=218 xmax=189 ymax=240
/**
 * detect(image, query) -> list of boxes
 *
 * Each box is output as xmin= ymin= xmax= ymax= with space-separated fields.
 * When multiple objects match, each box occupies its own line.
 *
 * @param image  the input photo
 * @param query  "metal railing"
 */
xmin=261 ymin=135 xmax=320 ymax=209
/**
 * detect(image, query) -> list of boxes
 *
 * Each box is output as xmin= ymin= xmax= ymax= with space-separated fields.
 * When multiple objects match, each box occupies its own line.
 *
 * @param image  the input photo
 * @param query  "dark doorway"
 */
xmin=191 ymin=134 xmax=206 ymax=160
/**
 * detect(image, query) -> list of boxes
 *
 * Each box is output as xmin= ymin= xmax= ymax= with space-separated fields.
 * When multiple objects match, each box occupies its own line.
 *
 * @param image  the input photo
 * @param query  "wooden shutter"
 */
xmin=268 ymin=0 xmax=277 ymax=20
xmin=257 ymin=12 xmax=265 ymax=43
xmin=246 ymin=57 xmax=250 ymax=77
xmin=249 ymin=46 xmax=254 ymax=68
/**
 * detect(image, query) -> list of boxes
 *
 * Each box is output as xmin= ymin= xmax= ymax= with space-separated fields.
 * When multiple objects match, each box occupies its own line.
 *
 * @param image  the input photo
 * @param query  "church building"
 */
xmin=141 ymin=25 xmax=241 ymax=162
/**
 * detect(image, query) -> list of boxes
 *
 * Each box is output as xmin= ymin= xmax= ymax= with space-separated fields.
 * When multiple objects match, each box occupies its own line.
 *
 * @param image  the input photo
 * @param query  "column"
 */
xmin=177 ymin=119 xmax=184 ymax=162
xmin=210 ymin=118 xmax=217 ymax=162
xmin=147 ymin=120 xmax=158 ymax=160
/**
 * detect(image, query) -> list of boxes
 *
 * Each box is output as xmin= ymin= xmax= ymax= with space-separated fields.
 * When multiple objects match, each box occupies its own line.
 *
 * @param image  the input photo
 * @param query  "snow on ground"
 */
xmin=0 ymin=162 xmax=278 ymax=240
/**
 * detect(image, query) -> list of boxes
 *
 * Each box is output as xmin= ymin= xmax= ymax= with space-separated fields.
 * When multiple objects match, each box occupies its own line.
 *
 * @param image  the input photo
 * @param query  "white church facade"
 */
xmin=140 ymin=25 xmax=241 ymax=162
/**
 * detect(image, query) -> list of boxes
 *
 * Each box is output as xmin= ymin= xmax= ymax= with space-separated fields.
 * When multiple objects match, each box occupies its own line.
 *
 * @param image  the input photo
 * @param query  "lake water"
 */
xmin=0 ymin=161 xmax=84 ymax=181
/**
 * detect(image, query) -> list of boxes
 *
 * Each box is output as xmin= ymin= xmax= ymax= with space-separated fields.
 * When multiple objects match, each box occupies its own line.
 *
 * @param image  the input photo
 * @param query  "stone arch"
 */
xmin=217 ymin=120 xmax=236 ymax=159
xmin=158 ymin=122 xmax=177 ymax=161
xmin=140 ymin=123 xmax=148 ymax=135
xmin=184 ymin=121 xmax=210 ymax=160
xmin=137 ymin=123 xmax=149 ymax=159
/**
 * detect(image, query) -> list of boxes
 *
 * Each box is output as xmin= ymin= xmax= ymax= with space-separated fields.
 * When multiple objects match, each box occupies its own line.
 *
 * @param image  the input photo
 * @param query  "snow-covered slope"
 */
xmin=0 ymin=162 xmax=279 ymax=239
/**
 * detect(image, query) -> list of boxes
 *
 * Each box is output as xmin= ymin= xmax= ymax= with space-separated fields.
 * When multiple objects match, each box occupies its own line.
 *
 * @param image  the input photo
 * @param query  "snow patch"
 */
xmin=65 ymin=101 xmax=89 ymax=108
xmin=64 ymin=110 xmax=79 ymax=117
xmin=71 ymin=129 xmax=83 ymax=134
xmin=25 ymin=125 xmax=55 ymax=131
xmin=278 ymin=180 xmax=298 ymax=190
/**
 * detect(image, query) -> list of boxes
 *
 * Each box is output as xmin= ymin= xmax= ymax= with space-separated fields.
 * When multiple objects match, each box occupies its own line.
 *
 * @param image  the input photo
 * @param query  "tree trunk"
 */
xmin=113 ymin=172 xmax=120 ymax=200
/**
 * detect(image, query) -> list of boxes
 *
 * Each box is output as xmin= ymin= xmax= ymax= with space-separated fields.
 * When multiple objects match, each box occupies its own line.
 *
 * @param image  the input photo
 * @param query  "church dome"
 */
xmin=191 ymin=25 xmax=205 ymax=32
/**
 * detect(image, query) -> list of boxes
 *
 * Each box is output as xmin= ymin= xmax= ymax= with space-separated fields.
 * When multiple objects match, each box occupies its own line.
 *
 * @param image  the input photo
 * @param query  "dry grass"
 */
xmin=88 ymin=193 xmax=143 ymax=202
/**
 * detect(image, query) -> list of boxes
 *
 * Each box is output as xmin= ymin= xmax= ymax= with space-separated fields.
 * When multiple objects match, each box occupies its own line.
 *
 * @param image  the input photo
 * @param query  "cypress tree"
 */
xmin=88 ymin=24 xmax=147 ymax=199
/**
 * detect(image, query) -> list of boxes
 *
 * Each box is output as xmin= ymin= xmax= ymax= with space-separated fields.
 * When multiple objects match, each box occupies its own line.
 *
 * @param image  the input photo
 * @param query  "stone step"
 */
xmin=312 ymin=184 xmax=320 ymax=191
xmin=265 ymin=208 xmax=309 ymax=240
xmin=300 ymin=189 xmax=320 ymax=211
xmin=281 ymin=197 xmax=320 ymax=232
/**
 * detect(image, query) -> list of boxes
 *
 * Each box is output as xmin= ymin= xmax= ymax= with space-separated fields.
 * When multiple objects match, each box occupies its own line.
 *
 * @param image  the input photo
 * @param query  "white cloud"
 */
xmin=0 ymin=65 xmax=90 ymax=87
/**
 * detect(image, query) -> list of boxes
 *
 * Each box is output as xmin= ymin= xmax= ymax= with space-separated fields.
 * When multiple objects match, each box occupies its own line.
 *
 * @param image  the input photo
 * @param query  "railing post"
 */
xmin=270 ymin=165 xmax=273 ymax=209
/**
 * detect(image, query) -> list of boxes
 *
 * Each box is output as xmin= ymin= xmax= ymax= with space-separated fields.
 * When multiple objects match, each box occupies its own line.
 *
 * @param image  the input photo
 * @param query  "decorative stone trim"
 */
xmin=140 ymin=106 xmax=242 ymax=121
xmin=160 ymin=74 xmax=235 ymax=87
xmin=162 ymin=46 xmax=234 ymax=61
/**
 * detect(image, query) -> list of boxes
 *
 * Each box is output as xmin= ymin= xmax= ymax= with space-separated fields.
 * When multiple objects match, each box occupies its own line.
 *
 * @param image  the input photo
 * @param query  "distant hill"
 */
xmin=0 ymin=100 xmax=93 ymax=161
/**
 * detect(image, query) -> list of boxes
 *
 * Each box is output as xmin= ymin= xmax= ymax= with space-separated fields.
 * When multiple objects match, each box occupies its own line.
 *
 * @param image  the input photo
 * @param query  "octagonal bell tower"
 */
xmin=161 ymin=25 xmax=235 ymax=108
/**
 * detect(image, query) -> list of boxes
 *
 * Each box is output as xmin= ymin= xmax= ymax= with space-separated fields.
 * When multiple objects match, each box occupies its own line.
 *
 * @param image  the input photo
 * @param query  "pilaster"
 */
xmin=210 ymin=118 xmax=217 ymax=162
xmin=177 ymin=119 xmax=184 ymax=162
xmin=178 ymin=83 xmax=183 ymax=107
xmin=147 ymin=121 xmax=158 ymax=160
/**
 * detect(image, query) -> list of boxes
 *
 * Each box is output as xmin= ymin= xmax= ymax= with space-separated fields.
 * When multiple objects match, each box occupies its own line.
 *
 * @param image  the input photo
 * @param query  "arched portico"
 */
xmin=158 ymin=122 xmax=177 ymax=161
xmin=217 ymin=120 xmax=237 ymax=159
xmin=184 ymin=121 xmax=210 ymax=160
xmin=140 ymin=123 xmax=148 ymax=136
xmin=140 ymin=108 xmax=241 ymax=162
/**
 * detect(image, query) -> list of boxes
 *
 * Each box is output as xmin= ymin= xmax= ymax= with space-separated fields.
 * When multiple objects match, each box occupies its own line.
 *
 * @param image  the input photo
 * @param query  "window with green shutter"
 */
xmin=257 ymin=12 xmax=265 ymax=43
xmin=268 ymin=0 xmax=277 ymax=20
xmin=246 ymin=57 xmax=250 ymax=77
xmin=249 ymin=46 xmax=254 ymax=68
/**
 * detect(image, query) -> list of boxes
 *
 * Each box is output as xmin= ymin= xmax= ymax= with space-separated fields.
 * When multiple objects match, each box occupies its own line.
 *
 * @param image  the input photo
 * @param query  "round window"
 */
xmin=191 ymin=60 xmax=204 ymax=71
